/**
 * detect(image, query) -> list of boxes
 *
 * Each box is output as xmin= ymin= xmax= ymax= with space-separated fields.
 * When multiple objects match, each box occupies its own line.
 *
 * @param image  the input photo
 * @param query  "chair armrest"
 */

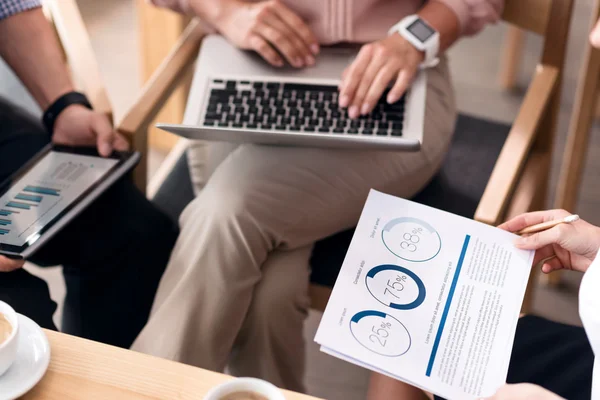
xmin=116 ymin=20 xmax=204 ymax=191
xmin=117 ymin=20 xmax=205 ymax=138
xmin=504 ymin=151 xmax=550 ymax=220
xmin=474 ymin=64 xmax=559 ymax=226
xmin=44 ymin=0 xmax=112 ymax=119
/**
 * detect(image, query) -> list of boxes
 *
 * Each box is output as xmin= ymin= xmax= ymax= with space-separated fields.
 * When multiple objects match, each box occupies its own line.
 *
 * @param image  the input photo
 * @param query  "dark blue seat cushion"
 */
xmin=152 ymin=114 xmax=511 ymax=287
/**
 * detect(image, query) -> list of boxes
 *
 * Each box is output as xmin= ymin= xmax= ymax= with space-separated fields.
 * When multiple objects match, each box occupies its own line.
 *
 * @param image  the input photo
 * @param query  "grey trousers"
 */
xmin=132 ymin=57 xmax=457 ymax=392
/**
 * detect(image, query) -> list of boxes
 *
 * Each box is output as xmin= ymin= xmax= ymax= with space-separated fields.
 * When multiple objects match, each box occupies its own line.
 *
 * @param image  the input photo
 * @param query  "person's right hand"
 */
xmin=211 ymin=0 xmax=319 ymax=68
xmin=499 ymin=209 xmax=600 ymax=274
xmin=0 ymin=256 xmax=24 ymax=273
xmin=482 ymin=383 xmax=564 ymax=400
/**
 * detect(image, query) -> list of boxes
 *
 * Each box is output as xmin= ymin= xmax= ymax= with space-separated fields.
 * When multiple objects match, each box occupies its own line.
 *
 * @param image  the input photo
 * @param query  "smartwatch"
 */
xmin=42 ymin=91 xmax=93 ymax=134
xmin=388 ymin=15 xmax=440 ymax=69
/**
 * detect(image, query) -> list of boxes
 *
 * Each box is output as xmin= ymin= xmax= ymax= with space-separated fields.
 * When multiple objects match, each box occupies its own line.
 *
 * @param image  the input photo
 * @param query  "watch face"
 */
xmin=407 ymin=19 xmax=435 ymax=43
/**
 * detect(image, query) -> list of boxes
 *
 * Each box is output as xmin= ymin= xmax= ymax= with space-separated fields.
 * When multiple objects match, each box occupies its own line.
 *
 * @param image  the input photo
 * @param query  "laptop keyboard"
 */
xmin=202 ymin=79 xmax=405 ymax=137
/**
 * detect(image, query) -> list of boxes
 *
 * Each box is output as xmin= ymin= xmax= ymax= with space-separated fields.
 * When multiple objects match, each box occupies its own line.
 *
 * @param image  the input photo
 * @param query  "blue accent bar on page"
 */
xmin=425 ymin=234 xmax=471 ymax=377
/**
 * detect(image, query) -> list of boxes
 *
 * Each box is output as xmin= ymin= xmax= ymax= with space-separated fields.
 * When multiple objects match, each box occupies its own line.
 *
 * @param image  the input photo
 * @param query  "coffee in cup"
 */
xmin=219 ymin=391 xmax=268 ymax=400
xmin=0 ymin=313 xmax=12 ymax=344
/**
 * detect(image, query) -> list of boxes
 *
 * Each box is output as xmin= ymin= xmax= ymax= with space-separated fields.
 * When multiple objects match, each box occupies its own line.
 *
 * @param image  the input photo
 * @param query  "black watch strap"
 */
xmin=42 ymin=91 xmax=93 ymax=134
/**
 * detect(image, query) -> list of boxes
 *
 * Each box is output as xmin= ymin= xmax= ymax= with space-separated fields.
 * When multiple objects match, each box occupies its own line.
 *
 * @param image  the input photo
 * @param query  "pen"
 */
xmin=516 ymin=214 xmax=580 ymax=236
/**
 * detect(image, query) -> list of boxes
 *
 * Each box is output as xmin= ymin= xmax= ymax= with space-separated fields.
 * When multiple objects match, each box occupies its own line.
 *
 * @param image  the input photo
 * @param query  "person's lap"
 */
xmin=0 ymin=97 xmax=179 ymax=348
xmin=133 ymin=58 xmax=457 ymax=389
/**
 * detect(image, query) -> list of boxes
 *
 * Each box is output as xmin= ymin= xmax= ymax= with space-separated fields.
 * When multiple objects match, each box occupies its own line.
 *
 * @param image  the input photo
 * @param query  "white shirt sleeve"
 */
xmin=579 ymin=255 xmax=600 ymax=399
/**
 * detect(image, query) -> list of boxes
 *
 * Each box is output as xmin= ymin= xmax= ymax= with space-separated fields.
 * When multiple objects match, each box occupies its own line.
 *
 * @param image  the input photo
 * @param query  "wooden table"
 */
xmin=21 ymin=330 xmax=322 ymax=400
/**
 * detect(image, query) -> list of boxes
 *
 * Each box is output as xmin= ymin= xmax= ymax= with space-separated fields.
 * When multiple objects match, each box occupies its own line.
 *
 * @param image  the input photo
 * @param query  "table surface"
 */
xmin=21 ymin=330 xmax=323 ymax=400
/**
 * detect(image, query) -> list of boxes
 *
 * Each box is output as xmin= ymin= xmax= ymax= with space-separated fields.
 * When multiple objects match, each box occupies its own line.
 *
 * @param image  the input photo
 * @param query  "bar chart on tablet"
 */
xmin=0 ymin=152 xmax=117 ymax=246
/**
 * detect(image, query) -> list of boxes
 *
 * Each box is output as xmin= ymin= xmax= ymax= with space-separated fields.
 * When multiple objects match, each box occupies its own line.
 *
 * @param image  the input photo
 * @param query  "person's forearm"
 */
xmin=187 ymin=0 xmax=237 ymax=27
xmin=151 ymin=0 xmax=236 ymax=26
xmin=418 ymin=1 xmax=461 ymax=53
xmin=0 ymin=8 xmax=74 ymax=110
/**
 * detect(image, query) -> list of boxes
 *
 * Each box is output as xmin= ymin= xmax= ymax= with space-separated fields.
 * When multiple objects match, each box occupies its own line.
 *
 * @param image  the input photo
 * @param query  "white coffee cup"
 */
xmin=204 ymin=378 xmax=286 ymax=400
xmin=0 ymin=301 xmax=19 ymax=376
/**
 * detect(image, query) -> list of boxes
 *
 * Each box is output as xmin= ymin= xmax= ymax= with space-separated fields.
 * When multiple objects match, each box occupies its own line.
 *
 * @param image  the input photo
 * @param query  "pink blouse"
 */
xmin=150 ymin=0 xmax=503 ymax=43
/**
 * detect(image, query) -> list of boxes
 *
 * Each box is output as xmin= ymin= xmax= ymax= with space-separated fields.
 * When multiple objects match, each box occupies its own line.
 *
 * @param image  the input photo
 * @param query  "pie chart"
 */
xmin=365 ymin=264 xmax=426 ymax=310
xmin=382 ymin=217 xmax=441 ymax=262
xmin=350 ymin=310 xmax=411 ymax=357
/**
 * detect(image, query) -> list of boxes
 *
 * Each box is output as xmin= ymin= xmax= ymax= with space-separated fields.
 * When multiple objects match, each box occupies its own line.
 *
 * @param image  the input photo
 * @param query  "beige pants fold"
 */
xmin=132 ymin=57 xmax=456 ymax=393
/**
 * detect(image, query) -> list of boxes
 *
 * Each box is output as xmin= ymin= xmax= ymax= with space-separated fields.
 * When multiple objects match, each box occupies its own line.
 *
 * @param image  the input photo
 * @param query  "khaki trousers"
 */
xmin=132 ymin=57 xmax=456 ymax=392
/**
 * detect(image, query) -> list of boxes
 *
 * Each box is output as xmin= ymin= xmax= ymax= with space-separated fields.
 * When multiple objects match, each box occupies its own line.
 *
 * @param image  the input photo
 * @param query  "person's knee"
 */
xmin=180 ymin=178 xmax=256 ymax=228
xmin=247 ymin=275 xmax=310 ymax=338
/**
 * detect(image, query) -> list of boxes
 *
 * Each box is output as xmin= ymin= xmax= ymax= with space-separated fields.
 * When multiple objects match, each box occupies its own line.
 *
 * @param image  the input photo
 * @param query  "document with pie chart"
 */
xmin=315 ymin=190 xmax=535 ymax=400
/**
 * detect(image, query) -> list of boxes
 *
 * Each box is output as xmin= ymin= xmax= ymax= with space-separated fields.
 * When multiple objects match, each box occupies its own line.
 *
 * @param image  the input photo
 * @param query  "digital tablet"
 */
xmin=0 ymin=145 xmax=140 ymax=259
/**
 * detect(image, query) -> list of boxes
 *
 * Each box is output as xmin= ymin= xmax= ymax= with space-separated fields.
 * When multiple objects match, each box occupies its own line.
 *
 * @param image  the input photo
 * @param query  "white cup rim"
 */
xmin=0 ymin=301 xmax=19 ymax=351
xmin=204 ymin=377 xmax=286 ymax=400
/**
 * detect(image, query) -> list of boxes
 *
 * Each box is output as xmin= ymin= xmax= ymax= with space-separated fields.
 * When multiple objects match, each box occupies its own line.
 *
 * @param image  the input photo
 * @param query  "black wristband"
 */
xmin=42 ymin=91 xmax=93 ymax=134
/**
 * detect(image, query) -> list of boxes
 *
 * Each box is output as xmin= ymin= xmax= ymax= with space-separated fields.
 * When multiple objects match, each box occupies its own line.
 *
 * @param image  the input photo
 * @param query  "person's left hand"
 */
xmin=338 ymin=33 xmax=425 ymax=119
xmin=481 ymin=384 xmax=564 ymax=400
xmin=52 ymin=105 xmax=129 ymax=157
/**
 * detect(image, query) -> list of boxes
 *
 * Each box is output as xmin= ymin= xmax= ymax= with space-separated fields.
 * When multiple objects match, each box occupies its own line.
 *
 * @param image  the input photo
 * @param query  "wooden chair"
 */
xmin=0 ymin=0 xmax=111 ymax=123
xmin=555 ymin=0 xmax=600 ymax=246
xmin=119 ymin=0 xmax=574 ymax=314
xmin=500 ymin=0 xmax=600 ymax=286
xmin=41 ymin=0 xmax=202 ymax=190
xmin=1 ymin=0 xmax=179 ymax=179
xmin=44 ymin=1 xmax=113 ymax=123
xmin=499 ymin=26 xmax=527 ymax=91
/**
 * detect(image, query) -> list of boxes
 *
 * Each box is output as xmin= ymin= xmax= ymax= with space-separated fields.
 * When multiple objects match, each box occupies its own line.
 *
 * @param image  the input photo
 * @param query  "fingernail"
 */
xmin=361 ymin=103 xmax=370 ymax=115
xmin=294 ymin=57 xmax=304 ymax=67
xmin=100 ymin=144 xmax=111 ymax=156
xmin=514 ymin=237 xmax=526 ymax=246
xmin=349 ymin=105 xmax=359 ymax=119
xmin=311 ymin=44 xmax=320 ymax=55
xmin=387 ymin=93 xmax=398 ymax=104
xmin=306 ymin=55 xmax=315 ymax=66
xmin=339 ymin=94 xmax=349 ymax=108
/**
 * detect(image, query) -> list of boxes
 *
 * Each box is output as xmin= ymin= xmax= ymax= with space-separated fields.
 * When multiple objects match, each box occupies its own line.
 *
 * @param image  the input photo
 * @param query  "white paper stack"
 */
xmin=315 ymin=190 xmax=534 ymax=400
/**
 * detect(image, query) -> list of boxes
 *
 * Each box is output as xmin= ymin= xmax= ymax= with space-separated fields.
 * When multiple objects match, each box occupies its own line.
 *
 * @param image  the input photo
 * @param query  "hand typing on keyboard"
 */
xmin=200 ymin=0 xmax=320 ymax=68
xmin=205 ymin=80 xmax=405 ymax=138
xmin=338 ymin=33 xmax=425 ymax=119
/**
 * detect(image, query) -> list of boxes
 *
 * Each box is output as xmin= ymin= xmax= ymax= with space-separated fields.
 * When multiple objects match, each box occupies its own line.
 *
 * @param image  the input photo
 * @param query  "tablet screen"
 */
xmin=0 ymin=150 xmax=118 ymax=247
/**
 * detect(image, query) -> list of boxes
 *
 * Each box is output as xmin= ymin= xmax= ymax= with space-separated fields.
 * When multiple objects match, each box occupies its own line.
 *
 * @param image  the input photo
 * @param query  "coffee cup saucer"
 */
xmin=0 ymin=314 xmax=50 ymax=400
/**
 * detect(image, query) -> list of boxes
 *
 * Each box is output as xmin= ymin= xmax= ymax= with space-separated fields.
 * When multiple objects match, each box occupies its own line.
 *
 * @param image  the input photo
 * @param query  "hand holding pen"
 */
xmin=499 ymin=209 xmax=600 ymax=274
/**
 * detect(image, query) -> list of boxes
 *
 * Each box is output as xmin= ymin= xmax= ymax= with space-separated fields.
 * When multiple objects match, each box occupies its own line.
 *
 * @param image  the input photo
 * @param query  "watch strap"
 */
xmin=42 ymin=91 xmax=93 ymax=134
xmin=388 ymin=16 xmax=440 ymax=69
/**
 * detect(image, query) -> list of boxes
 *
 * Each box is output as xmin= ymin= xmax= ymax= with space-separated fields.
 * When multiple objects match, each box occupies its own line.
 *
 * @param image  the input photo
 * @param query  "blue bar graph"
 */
xmin=6 ymin=201 xmax=31 ymax=210
xmin=16 ymin=193 xmax=43 ymax=203
xmin=0 ymin=219 xmax=10 ymax=226
xmin=0 ymin=210 xmax=15 ymax=216
xmin=24 ymin=186 xmax=60 ymax=196
xmin=0 ymin=228 xmax=8 ymax=235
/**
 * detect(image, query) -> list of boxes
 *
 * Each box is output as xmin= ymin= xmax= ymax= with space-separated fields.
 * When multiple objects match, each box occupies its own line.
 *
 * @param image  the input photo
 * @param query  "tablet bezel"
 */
xmin=0 ymin=145 xmax=139 ymax=259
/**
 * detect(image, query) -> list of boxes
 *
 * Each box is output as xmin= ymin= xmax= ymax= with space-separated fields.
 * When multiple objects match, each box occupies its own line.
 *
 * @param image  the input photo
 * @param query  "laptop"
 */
xmin=158 ymin=35 xmax=427 ymax=151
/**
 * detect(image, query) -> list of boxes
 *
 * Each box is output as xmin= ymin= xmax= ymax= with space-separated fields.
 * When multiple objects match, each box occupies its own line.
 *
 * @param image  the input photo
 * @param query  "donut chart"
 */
xmin=366 ymin=264 xmax=426 ymax=310
xmin=350 ymin=310 xmax=411 ymax=357
xmin=382 ymin=217 xmax=442 ymax=262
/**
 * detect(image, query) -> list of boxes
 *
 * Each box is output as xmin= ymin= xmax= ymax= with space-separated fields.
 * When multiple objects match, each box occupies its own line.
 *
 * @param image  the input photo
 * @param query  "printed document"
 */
xmin=315 ymin=190 xmax=534 ymax=400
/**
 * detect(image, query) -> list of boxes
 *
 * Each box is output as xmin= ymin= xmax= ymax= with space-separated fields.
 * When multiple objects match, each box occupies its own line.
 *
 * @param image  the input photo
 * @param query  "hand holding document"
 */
xmin=315 ymin=190 xmax=534 ymax=400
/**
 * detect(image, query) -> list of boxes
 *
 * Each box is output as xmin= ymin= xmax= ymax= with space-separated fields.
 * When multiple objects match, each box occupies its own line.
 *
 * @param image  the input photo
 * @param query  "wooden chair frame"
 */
xmin=48 ymin=0 xmax=573 ymax=313
xmin=44 ymin=0 xmax=112 ymax=120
